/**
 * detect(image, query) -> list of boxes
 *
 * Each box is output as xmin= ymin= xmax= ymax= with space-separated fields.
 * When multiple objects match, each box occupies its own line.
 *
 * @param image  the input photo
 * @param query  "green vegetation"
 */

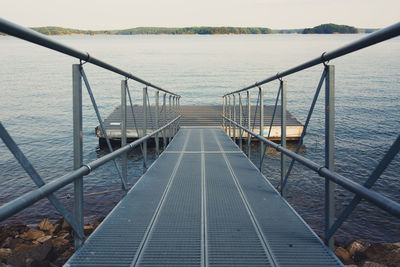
xmin=27 ymin=26 xmax=272 ymax=35
xmin=303 ymin=23 xmax=358 ymax=34
xmin=0 ymin=24 xmax=368 ymax=37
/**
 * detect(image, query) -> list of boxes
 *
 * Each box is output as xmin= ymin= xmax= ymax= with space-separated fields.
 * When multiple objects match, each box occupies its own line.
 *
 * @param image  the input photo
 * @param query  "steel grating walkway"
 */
xmin=66 ymin=128 xmax=343 ymax=267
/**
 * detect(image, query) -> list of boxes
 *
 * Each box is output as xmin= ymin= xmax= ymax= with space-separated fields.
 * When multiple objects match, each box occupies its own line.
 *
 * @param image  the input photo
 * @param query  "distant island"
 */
xmin=0 ymin=24 xmax=378 ymax=36
xmin=303 ymin=23 xmax=358 ymax=34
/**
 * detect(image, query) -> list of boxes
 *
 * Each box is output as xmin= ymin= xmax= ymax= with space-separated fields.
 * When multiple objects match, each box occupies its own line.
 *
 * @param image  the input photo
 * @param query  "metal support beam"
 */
xmin=81 ymin=68 xmax=126 ymax=189
xmin=155 ymin=91 xmax=160 ymax=157
xmin=259 ymin=87 xmax=264 ymax=172
xmin=247 ymin=91 xmax=251 ymax=157
xmin=325 ymin=65 xmax=335 ymax=250
xmin=169 ymin=95 xmax=172 ymax=143
xmin=239 ymin=93 xmax=243 ymax=150
xmin=222 ymin=97 xmax=225 ymax=131
xmin=280 ymin=80 xmax=287 ymax=198
xmin=0 ymin=123 xmax=84 ymax=239
xmin=233 ymin=95 xmax=236 ymax=143
xmin=72 ymin=64 xmax=84 ymax=249
xmin=163 ymin=94 xmax=167 ymax=149
xmin=228 ymin=96 xmax=231 ymax=138
xmin=143 ymin=87 xmax=148 ymax=172
xmin=121 ymin=80 xmax=128 ymax=187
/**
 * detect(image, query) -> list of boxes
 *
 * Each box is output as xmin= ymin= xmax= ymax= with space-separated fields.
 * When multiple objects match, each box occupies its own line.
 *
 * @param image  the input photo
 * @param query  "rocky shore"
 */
xmin=0 ymin=217 xmax=399 ymax=266
xmin=334 ymin=240 xmax=400 ymax=267
xmin=0 ymin=218 xmax=103 ymax=267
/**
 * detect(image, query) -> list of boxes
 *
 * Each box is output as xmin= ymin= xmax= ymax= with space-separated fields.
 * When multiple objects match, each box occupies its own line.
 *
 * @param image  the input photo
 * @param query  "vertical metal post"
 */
xmin=247 ymin=91 xmax=251 ymax=157
xmin=222 ymin=97 xmax=225 ymax=131
xmin=143 ymin=87 xmax=147 ymax=172
xmin=72 ymin=64 xmax=83 ymax=249
xmin=259 ymin=87 xmax=264 ymax=172
xmin=325 ymin=65 xmax=335 ymax=250
xmin=163 ymin=94 xmax=167 ymax=149
xmin=155 ymin=91 xmax=160 ymax=157
xmin=228 ymin=96 xmax=231 ymax=138
xmin=169 ymin=95 xmax=172 ymax=142
xmin=173 ymin=96 xmax=177 ymax=136
xmin=233 ymin=94 xmax=236 ymax=143
xmin=280 ymin=80 xmax=287 ymax=198
xmin=239 ymin=93 xmax=243 ymax=150
xmin=121 ymin=80 xmax=128 ymax=187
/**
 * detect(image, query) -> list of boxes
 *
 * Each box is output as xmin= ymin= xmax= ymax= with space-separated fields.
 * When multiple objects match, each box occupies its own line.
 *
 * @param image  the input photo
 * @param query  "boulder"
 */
xmin=38 ymin=219 xmax=54 ymax=233
xmin=335 ymin=246 xmax=354 ymax=264
xmin=61 ymin=219 xmax=71 ymax=231
xmin=362 ymin=261 xmax=387 ymax=267
xmin=7 ymin=240 xmax=52 ymax=266
xmin=347 ymin=240 xmax=369 ymax=256
xmin=0 ymin=248 xmax=12 ymax=262
xmin=362 ymin=243 xmax=400 ymax=267
xmin=20 ymin=229 xmax=45 ymax=241
xmin=84 ymin=225 xmax=94 ymax=236
xmin=37 ymin=236 xmax=52 ymax=243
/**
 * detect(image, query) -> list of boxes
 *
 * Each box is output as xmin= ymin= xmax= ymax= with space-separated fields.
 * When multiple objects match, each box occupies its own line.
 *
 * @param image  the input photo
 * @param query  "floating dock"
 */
xmin=67 ymin=127 xmax=341 ymax=266
xmin=96 ymin=105 xmax=304 ymax=143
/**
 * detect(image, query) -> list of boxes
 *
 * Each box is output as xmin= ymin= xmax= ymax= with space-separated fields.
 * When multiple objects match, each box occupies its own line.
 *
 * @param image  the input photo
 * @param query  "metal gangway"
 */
xmin=1 ymin=17 xmax=400 ymax=266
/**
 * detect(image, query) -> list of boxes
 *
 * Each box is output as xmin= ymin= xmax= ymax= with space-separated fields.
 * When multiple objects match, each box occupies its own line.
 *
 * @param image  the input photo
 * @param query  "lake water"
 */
xmin=0 ymin=34 xmax=399 ymax=244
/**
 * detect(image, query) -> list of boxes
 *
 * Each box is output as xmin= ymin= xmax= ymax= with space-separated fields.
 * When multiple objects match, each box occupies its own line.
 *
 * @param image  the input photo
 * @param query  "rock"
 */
xmin=51 ymin=237 xmax=70 ymax=256
xmin=335 ymin=246 xmax=354 ymax=264
xmin=362 ymin=261 xmax=387 ymax=267
xmin=61 ymin=219 xmax=71 ymax=231
xmin=37 ymin=235 xmax=52 ymax=243
xmin=347 ymin=240 xmax=369 ymax=256
xmin=0 ymin=248 xmax=12 ymax=261
xmin=38 ymin=219 xmax=54 ymax=233
xmin=4 ymin=238 xmax=25 ymax=250
xmin=20 ymin=229 xmax=45 ymax=241
xmin=84 ymin=225 xmax=94 ymax=235
xmin=362 ymin=243 xmax=400 ymax=267
xmin=7 ymin=224 xmax=28 ymax=234
xmin=52 ymin=224 xmax=62 ymax=235
xmin=8 ymin=240 xmax=52 ymax=266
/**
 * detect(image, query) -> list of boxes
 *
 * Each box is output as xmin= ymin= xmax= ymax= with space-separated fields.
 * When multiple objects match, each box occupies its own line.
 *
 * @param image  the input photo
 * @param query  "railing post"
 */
xmin=325 ymin=65 xmax=335 ymax=250
xmin=163 ymin=93 xmax=167 ymax=149
xmin=121 ymin=80 xmax=128 ymax=187
xmin=155 ymin=91 xmax=160 ymax=157
xmin=72 ymin=64 xmax=84 ymax=249
xmin=228 ymin=96 xmax=231 ymax=138
xmin=247 ymin=91 xmax=251 ymax=157
xmin=233 ymin=94 xmax=236 ymax=143
xmin=222 ymin=96 xmax=225 ymax=131
xmin=169 ymin=95 xmax=172 ymax=142
xmin=143 ymin=87 xmax=147 ymax=172
xmin=280 ymin=80 xmax=287 ymax=198
xmin=259 ymin=87 xmax=264 ymax=172
xmin=239 ymin=93 xmax=243 ymax=150
xmin=173 ymin=96 xmax=177 ymax=136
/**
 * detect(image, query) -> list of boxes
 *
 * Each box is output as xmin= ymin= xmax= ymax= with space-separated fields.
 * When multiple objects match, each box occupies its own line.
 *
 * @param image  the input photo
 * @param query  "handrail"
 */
xmin=223 ymin=116 xmax=400 ymax=219
xmin=0 ymin=115 xmax=181 ymax=221
xmin=0 ymin=17 xmax=180 ymax=97
xmin=224 ymin=21 xmax=400 ymax=96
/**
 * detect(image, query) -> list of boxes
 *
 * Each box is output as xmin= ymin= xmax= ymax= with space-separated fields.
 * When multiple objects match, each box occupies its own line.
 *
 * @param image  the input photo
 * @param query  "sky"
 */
xmin=1 ymin=0 xmax=399 ymax=30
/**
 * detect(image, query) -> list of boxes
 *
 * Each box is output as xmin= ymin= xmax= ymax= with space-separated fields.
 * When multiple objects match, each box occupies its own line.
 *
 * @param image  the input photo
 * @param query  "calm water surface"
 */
xmin=0 ymin=34 xmax=399 ymax=244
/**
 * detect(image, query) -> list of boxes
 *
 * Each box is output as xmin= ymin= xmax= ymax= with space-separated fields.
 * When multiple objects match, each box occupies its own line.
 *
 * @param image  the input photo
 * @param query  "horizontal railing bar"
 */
xmin=224 ymin=22 xmax=400 ymax=96
xmin=0 ymin=115 xmax=181 ymax=221
xmin=0 ymin=17 xmax=180 ymax=97
xmin=223 ymin=116 xmax=400 ymax=219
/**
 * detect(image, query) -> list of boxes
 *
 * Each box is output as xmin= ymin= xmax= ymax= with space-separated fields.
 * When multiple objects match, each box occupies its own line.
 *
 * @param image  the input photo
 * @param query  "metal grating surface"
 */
xmin=66 ymin=128 xmax=342 ymax=267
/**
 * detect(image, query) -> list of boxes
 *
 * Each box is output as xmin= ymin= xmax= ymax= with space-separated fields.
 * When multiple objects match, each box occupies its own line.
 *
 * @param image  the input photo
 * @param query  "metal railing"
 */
xmin=222 ymin=22 xmax=400 ymax=250
xmin=0 ymin=17 xmax=181 ymax=249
